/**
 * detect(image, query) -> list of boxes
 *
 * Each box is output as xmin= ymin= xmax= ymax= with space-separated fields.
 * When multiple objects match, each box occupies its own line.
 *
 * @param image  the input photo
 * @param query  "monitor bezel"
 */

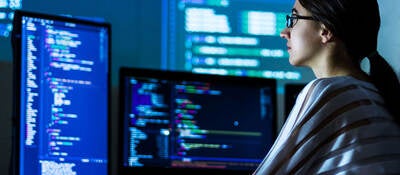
xmin=118 ymin=67 xmax=277 ymax=175
xmin=11 ymin=10 xmax=112 ymax=175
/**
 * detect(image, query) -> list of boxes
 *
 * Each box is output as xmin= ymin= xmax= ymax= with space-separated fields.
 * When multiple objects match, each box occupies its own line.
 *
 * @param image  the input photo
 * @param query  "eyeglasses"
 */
xmin=286 ymin=14 xmax=315 ymax=28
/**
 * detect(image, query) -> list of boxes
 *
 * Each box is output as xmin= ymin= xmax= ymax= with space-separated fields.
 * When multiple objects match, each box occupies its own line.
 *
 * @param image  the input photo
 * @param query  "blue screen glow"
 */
xmin=14 ymin=11 xmax=110 ymax=175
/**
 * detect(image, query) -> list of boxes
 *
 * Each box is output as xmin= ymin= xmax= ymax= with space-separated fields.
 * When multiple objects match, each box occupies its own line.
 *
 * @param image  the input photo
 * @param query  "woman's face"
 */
xmin=280 ymin=0 xmax=323 ymax=67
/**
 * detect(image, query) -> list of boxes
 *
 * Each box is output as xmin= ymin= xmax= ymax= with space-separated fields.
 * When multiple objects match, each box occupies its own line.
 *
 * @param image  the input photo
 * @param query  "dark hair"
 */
xmin=299 ymin=0 xmax=400 ymax=123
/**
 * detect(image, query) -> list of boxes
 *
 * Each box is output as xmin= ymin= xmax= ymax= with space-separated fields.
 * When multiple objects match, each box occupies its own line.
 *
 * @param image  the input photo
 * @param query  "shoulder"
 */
xmin=301 ymin=76 xmax=392 ymax=127
xmin=311 ymin=76 xmax=379 ymax=96
xmin=306 ymin=76 xmax=384 ymax=107
xmin=280 ymin=77 xmax=400 ymax=174
xmin=253 ymin=76 xmax=400 ymax=175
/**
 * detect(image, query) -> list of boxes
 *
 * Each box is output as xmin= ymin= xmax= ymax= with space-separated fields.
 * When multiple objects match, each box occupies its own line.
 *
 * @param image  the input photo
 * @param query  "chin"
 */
xmin=288 ymin=57 xmax=299 ymax=66
xmin=289 ymin=56 xmax=306 ymax=67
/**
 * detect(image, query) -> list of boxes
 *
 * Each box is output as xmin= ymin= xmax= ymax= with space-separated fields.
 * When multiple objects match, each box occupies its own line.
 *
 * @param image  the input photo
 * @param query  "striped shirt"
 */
xmin=253 ymin=76 xmax=400 ymax=175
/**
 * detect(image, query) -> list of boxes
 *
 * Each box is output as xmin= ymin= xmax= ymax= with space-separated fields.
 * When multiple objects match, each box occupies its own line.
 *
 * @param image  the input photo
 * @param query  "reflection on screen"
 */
xmin=120 ymin=68 xmax=276 ymax=173
xmin=14 ymin=11 xmax=109 ymax=175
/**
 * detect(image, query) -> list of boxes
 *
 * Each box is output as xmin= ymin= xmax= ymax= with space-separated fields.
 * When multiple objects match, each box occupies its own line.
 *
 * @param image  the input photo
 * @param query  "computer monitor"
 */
xmin=118 ymin=67 xmax=277 ymax=175
xmin=162 ymin=0 xmax=314 ymax=83
xmin=11 ymin=10 xmax=111 ymax=175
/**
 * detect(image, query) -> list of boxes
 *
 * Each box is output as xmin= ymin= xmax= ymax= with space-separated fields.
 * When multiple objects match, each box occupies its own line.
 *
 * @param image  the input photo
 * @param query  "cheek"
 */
xmin=289 ymin=32 xmax=309 ymax=65
xmin=289 ymin=29 xmax=319 ymax=66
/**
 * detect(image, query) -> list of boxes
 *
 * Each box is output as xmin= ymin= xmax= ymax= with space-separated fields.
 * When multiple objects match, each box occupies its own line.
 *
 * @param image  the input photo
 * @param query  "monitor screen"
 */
xmin=162 ymin=0 xmax=314 ymax=83
xmin=118 ymin=67 xmax=277 ymax=175
xmin=11 ymin=10 xmax=111 ymax=175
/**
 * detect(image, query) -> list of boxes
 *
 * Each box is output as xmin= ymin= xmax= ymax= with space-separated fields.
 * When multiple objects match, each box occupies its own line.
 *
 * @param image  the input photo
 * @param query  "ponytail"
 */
xmin=367 ymin=51 xmax=400 ymax=124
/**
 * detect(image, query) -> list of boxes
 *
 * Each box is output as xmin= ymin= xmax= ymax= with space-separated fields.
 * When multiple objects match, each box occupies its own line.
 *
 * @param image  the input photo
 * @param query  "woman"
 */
xmin=253 ymin=0 xmax=400 ymax=174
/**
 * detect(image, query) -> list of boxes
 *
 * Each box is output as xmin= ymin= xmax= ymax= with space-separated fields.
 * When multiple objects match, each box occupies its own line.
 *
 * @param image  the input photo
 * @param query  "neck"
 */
xmin=309 ymin=45 xmax=369 ymax=81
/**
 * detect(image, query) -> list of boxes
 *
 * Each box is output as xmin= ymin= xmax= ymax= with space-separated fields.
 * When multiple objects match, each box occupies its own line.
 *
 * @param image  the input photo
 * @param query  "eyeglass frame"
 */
xmin=286 ymin=14 xmax=316 ymax=28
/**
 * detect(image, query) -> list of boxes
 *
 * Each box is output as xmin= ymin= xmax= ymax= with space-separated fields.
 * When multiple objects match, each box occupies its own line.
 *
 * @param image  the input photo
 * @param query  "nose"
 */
xmin=280 ymin=27 xmax=290 ymax=39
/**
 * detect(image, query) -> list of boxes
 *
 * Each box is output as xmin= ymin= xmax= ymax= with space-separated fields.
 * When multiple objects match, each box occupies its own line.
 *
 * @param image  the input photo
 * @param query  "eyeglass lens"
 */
xmin=286 ymin=15 xmax=293 ymax=28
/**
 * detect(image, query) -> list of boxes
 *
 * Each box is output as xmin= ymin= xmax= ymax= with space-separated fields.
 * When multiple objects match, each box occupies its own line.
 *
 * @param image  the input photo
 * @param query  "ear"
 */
xmin=320 ymin=24 xmax=333 ymax=44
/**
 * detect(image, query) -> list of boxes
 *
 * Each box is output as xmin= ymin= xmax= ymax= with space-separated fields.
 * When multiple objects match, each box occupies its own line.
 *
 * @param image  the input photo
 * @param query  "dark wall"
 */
xmin=0 ymin=61 xmax=12 ymax=174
